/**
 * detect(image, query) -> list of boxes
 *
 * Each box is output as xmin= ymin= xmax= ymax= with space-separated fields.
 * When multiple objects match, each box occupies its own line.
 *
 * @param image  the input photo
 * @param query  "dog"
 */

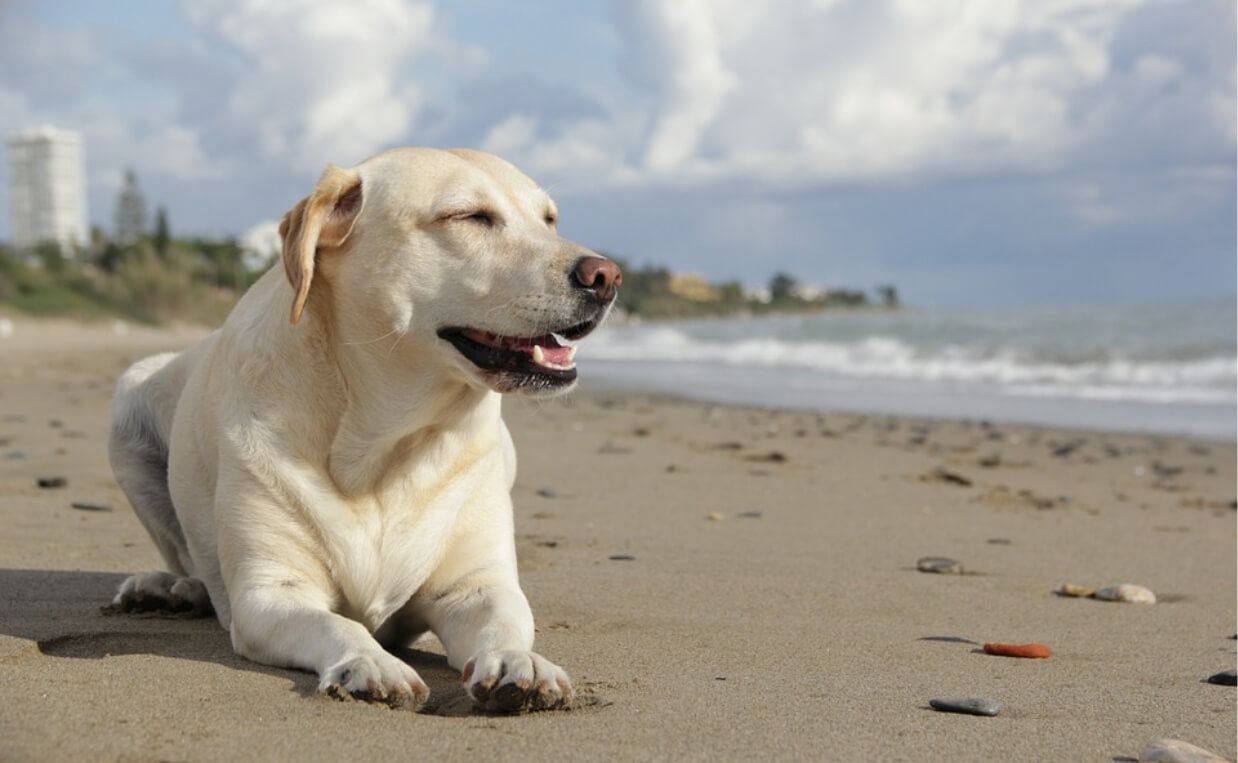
xmin=107 ymin=147 xmax=620 ymax=713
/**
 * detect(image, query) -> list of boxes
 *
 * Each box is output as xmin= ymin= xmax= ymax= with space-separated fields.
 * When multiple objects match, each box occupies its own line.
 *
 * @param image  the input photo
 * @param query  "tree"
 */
xmin=769 ymin=271 xmax=798 ymax=302
xmin=115 ymin=169 xmax=147 ymax=246
xmin=153 ymin=206 xmax=170 ymax=259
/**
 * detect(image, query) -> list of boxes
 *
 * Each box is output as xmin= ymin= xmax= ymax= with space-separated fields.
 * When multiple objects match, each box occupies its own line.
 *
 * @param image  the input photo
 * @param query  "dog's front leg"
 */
xmin=424 ymin=575 xmax=572 ymax=713
xmin=228 ymin=576 xmax=430 ymax=710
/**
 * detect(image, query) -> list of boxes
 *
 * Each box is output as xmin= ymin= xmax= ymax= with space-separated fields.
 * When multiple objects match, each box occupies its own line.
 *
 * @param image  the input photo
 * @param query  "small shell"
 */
xmin=1055 ymin=583 xmax=1095 ymax=597
xmin=983 ymin=642 xmax=1052 ymax=658
xmin=1092 ymin=584 xmax=1156 ymax=604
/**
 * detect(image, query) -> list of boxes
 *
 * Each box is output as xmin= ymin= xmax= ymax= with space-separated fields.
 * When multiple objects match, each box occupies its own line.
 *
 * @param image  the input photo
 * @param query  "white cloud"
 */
xmin=479 ymin=113 xmax=540 ymax=157
xmin=497 ymin=0 xmax=1232 ymax=192
xmin=181 ymin=0 xmax=474 ymax=170
xmin=240 ymin=219 xmax=281 ymax=271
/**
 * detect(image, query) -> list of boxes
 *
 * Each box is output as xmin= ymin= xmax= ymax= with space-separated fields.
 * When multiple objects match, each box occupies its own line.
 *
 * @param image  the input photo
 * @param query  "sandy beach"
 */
xmin=0 ymin=320 xmax=1233 ymax=762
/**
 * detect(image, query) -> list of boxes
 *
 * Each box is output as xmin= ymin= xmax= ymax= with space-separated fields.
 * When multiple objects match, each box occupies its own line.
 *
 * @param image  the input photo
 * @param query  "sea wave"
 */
xmin=585 ymin=326 xmax=1237 ymax=405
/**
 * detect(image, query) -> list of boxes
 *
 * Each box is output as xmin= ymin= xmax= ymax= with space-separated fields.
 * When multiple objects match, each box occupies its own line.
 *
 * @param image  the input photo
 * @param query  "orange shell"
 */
xmin=983 ymin=642 xmax=1052 ymax=658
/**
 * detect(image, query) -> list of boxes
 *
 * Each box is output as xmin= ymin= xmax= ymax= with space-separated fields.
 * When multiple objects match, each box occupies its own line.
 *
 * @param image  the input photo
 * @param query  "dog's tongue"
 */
xmin=533 ymin=342 xmax=572 ymax=366
xmin=463 ymin=330 xmax=576 ymax=368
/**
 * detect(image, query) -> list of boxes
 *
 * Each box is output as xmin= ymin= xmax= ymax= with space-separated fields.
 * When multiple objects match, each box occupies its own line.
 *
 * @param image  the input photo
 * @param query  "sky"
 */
xmin=0 ymin=0 xmax=1234 ymax=307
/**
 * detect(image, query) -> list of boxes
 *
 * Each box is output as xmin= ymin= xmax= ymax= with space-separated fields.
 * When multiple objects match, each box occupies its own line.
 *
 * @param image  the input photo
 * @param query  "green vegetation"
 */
xmin=0 ymin=170 xmax=260 ymax=325
xmin=0 ymin=170 xmax=896 ymax=325
xmin=0 ymin=236 xmax=259 ymax=325
xmin=608 ymin=256 xmax=898 ymax=321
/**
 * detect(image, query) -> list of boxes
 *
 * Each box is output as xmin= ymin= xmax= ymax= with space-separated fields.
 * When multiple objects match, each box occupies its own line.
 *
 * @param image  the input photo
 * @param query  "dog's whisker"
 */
xmin=343 ymin=327 xmax=403 ymax=347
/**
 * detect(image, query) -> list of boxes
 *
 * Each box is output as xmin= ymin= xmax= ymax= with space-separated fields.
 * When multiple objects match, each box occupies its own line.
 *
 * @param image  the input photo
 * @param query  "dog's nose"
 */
xmin=571 ymin=256 xmax=622 ymax=301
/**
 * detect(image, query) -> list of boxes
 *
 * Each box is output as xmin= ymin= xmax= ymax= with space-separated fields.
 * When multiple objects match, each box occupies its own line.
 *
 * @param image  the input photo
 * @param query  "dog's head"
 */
xmin=278 ymin=148 xmax=620 ymax=396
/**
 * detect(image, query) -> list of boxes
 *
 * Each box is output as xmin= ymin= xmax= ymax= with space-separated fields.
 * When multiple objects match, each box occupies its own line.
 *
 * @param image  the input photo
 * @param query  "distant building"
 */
xmin=668 ymin=272 xmax=721 ymax=302
xmin=6 ymin=126 xmax=88 ymax=253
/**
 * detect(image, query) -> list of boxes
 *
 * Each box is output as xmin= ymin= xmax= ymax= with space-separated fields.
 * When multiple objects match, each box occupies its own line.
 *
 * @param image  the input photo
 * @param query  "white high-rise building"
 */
xmin=7 ymin=126 xmax=88 ymax=253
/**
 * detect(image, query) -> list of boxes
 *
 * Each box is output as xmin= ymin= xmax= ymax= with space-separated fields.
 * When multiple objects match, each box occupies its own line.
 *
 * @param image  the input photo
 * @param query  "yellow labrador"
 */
xmin=107 ymin=148 xmax=620 ymax=713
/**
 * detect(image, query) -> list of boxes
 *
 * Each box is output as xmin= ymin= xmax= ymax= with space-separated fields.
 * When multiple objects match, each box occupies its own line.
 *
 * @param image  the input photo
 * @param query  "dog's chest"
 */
xmin=324 ymin=490 xmax=453 ymax=629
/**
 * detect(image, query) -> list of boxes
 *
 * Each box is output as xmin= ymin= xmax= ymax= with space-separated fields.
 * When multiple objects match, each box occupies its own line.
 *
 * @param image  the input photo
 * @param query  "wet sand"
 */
xmin=0 ymin=321 xmax=1234 ymax=761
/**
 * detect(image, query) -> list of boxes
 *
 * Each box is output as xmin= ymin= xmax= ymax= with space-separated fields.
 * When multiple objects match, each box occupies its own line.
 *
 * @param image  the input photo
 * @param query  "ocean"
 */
xmin=580 ymin=297 xmax=1237 ymax=440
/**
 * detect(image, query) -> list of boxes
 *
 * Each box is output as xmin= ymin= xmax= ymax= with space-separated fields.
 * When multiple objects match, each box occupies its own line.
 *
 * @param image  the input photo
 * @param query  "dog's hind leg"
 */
xmin=108 ymin=353 xmax=212 ymax=617
xmin=109 ymin=570 xmax=213 ymax=616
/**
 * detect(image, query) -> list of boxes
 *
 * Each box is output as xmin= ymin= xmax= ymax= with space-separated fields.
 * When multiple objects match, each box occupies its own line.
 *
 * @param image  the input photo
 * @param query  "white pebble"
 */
xmin=0 ymin=317 xmax=12 ymax=338
xmin=1093 ymin=583 xmax=1156 ymax=604
xmin=1139 ymin=738 xmax=1229 ymax=762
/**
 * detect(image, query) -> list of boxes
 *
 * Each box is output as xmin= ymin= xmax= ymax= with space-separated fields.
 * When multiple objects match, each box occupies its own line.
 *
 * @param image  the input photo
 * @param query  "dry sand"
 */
xmin=0 ymin=321 xmax=1234 ymax=762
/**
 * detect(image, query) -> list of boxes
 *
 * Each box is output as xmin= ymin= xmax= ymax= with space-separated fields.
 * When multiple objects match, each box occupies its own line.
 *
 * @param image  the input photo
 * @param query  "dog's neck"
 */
xmin=317 ymin=321 xmax=498 ymax=498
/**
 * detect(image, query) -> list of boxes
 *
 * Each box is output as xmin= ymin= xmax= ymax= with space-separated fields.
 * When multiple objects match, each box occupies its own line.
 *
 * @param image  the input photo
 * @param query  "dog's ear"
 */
xmin=280 ymin=164 xmax=364 ymax=324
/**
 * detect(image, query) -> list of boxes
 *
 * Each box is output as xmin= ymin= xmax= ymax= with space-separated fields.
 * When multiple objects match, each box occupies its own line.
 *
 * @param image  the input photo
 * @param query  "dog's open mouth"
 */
xmin=439 ymin=319 xmax=601 ymax=388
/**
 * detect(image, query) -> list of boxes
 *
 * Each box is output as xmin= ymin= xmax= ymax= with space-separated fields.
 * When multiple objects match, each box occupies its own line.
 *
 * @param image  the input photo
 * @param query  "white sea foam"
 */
xmin=586 ymin=306 xmax=1237 ymax=407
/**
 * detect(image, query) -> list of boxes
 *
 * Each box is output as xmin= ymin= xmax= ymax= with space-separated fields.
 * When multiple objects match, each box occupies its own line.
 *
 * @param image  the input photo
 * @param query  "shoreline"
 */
xmin=581 ymin=360 xmax=1238 ymax=443
xmin=1 ymin=321 xmax=1234 ymax=761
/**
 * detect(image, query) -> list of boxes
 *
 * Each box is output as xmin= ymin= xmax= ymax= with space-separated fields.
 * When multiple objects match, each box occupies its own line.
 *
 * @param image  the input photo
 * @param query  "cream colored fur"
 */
xmin=107 ymin=148 xmax=615 ymax=713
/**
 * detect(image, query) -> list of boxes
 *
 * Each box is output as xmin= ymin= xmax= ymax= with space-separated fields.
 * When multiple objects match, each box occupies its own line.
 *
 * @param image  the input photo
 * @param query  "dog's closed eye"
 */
xmin=455 ymin=210 xmax=497 ymax=227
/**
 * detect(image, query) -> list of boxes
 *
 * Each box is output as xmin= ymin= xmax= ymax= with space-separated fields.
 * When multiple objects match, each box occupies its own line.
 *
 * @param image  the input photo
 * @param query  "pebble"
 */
xmin=536 ymin=487 xmax=557 ymax=498
xmin=744 ymin=450 xmax=788 ymax=463
xmin=1139 ymin=738 xmax=1229 ymax=762
xmin=916 ymin=556 xmax=963 ymax=574
xmin=37 ymin=476 xmax=67 ymax=489
xmin=928 ymin=467 xmax=973 ymax=487
xmin=983 ymin=642 xmax=1051 ymax=658
xmin=608 ymin=554 xmax=636 ymax=561
xmin=70 ymin=502 xmax=112 ymax=512
xmin=1092 ymin=584 xmax=1156 ymax=604
xmin=1055 ymin=583 xmax=1096 ymax=597
xmin=928 ymin=697 xmax=1000 ymax=717
xmin=705 ymin=512 xmax=724 ymax=521
xmin=1205 ymin=669 xmax=1236 ymax=686
xmin=737 ymin=510 xmax=763 ymax=519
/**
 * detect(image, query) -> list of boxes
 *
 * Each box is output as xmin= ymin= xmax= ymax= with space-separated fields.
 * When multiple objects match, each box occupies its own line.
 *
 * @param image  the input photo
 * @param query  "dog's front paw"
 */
xmin=321 ymin=652 xmax=429 ymax=711
xmin=463 ymin=650 xmax=572 ymax=713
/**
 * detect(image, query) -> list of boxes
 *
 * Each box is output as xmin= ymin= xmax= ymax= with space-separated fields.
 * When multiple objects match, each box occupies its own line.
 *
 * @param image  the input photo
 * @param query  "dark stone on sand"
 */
xmin=737 ymin=510 xmax=764 ymax=518
xmin=5 ymin=450 xmax=29 ymax=460
xmin=1052 ymin=440 xmax=1082 ymax=457
xmin=37 ymin=476 xmax=67 ymax=489
xmin=926 ymin=467 xmax=973 ymax=487
xmin=70 ymin=501 xmax=112 ymax=512
xmin=1205 ymin=669 xmax=1236 ymax=686
xmin=986 ymin=538 xmax=1012 ymax=545
xmin=917 ymin=556 xmax=963 ymax=574
xmin=536 ymin=487 xmax=557 ymax=498
xmin=744 ymin=451 xmax=787 ymax=463
xmin=929 ymin=697 xmax=1000 ymax=716
xmin=608 ymin=554 xmax=636 ymax=561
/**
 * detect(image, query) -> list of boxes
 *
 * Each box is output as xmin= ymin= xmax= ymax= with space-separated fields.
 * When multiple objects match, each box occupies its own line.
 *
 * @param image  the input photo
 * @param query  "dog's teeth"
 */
xmin=532 ymin=345 xmax=546 ymax=365
xmin=567 ymin=346 xmax=578 ymax=362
